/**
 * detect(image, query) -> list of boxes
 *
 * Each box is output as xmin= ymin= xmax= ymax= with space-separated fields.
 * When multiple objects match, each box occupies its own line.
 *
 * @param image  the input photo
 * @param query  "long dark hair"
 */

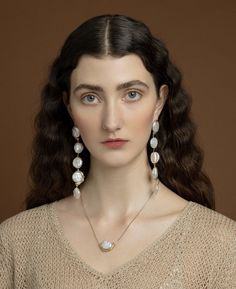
xmin=24 ymin=14 xmax=215 ymax=210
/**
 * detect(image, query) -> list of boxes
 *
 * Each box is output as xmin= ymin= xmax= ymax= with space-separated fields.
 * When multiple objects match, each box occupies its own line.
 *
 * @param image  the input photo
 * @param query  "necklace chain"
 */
xmin=80 ymin=178 xmax=160 ymax=252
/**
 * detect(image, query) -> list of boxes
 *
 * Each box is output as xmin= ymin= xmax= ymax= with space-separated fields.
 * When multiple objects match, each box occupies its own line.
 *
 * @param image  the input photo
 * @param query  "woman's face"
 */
xmin=66 ymin=54 xmax=168 ymax=168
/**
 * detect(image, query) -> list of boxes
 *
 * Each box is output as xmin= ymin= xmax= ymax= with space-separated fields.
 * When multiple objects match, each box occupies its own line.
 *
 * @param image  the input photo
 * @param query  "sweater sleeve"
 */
xmin=0 ymin=222 xmax=14 ymax=289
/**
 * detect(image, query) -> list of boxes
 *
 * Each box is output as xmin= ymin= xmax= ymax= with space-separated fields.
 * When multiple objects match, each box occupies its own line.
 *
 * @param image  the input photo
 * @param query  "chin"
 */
xmin=96 ymin=151 xmax=143 ymax=168
xmin=99 ymin=157 xmax=129 ymax=168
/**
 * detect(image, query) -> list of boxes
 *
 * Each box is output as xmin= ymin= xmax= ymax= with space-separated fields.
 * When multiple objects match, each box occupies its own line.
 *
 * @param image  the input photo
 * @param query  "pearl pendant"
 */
xmin=99 ymin=240 xmax=115 ymax=252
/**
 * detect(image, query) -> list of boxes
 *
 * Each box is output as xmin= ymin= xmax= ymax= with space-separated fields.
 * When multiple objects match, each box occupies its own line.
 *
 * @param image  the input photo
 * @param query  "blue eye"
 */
xmin=81 ymin=94 xmax=99 ymax=104
xmin=126 ymin=91 xmax=142 ymax=101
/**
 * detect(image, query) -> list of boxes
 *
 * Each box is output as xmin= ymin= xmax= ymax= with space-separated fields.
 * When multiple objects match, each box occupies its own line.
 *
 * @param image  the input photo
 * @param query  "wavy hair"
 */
xmin=24 ymin=14 xmax=215 ymax=210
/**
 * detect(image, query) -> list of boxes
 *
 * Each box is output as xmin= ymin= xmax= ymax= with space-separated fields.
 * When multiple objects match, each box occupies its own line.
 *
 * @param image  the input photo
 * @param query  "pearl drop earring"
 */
xmin=150 ymin=120 xmax=159 ymax=181
xmin=72 ymin=126 xmax=85 ymax=199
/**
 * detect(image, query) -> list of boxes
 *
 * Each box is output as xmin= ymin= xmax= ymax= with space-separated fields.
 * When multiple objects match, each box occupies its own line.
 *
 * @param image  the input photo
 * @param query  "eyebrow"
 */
xmin=72 ymin=80 xmax=149 ymax=94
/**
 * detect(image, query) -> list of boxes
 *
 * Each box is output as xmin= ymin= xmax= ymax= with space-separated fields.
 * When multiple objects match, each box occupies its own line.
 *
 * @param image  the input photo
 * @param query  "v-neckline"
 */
xmin=48 ymin=200 xmax=195 ymax=278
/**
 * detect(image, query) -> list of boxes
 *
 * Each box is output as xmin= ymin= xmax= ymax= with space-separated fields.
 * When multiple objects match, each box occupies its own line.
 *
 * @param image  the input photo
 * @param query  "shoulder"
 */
xmin=0 ymin=203 xmax=52 ymax=245
xmin=188 ymin=201 xmax=236 ymax=253
xmin=191 ymin=202 xmax=236 ymax=236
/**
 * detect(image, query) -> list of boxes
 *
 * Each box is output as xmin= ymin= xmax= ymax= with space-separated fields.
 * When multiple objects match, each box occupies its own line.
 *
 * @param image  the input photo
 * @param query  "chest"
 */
xmin=56 ymin=208 xmax=181 ymax=274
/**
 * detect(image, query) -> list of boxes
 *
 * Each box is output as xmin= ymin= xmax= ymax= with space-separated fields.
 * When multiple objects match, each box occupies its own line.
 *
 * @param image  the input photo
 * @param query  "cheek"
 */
xmin=134 ymin=115 xmax=152 ymax=144
xmin=75 ymin=120 xmax=97 ymax=144
xmin=138 ymin=112 xmax=153 ymax=128
xmin=128 ymin=104 xmax=154 ymax=137
xmin=71 ymin=107 xmax=98 ymax=143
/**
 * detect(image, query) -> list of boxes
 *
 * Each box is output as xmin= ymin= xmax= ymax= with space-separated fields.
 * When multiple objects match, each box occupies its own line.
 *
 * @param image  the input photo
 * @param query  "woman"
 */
xmin=1 ymin=14 xmax=235 ymax=288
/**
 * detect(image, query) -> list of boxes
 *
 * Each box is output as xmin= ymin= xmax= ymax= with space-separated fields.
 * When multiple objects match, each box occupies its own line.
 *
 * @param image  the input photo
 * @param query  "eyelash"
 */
xmin=81 ymin=90 xmax=143 ymax=104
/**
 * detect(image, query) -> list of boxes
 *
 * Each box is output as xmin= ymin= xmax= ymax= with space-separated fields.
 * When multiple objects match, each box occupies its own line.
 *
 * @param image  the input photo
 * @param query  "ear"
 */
xmin=152 ymin=84 xmax=169 ymax=122
xmin=63 ymin=92 xmax=73 ymax=119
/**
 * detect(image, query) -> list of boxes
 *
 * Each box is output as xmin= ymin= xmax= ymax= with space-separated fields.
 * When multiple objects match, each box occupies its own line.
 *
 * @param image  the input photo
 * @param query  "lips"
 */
xmin=101 ymin=139 xmax=128 ymax=149
xmin=102 ymin=138 xmax=128 ymax=143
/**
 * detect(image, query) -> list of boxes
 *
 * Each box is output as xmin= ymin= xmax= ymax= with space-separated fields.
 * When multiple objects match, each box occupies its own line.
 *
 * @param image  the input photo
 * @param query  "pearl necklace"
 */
xmin=80 ymin=178 xmax=160 ymax=252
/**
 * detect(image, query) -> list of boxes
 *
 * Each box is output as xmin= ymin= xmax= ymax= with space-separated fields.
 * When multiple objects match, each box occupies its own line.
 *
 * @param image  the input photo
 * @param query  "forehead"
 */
xmin=70 ymin=54 xmax=155 ymax=87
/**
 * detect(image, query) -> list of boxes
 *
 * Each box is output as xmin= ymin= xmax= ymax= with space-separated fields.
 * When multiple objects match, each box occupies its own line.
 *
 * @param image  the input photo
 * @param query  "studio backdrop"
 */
xmin=0 ymin=0 xmax=235 ymax=222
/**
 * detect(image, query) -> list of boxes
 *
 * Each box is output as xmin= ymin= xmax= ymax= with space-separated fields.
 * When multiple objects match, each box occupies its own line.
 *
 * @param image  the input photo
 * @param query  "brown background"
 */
xmin=0 ymin=0 xmax=235 ymax=222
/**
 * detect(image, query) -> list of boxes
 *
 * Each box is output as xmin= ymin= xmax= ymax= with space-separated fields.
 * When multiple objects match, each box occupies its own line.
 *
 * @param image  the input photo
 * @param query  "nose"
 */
xmin=101 ymin=102 xmax=122 ymax=132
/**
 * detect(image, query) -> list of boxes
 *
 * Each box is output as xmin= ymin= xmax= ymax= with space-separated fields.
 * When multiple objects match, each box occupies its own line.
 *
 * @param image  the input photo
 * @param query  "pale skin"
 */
xmin=56 ymin=53 xmax=189 ymax=274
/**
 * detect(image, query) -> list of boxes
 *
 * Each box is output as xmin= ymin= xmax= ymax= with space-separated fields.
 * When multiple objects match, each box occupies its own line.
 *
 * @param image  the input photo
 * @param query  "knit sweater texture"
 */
xmin=0 ymin=200 xmax=236 ymax=289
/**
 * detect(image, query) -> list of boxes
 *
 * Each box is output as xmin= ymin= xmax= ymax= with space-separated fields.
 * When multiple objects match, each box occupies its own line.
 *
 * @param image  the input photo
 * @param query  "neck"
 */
xmin=79 ymin=150 xmax=157 ymax=221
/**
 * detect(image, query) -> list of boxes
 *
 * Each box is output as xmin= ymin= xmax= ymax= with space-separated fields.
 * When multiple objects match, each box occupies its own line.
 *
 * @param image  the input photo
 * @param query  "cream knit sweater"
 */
xmin=0 ymin=200 xmax=235 ymax=289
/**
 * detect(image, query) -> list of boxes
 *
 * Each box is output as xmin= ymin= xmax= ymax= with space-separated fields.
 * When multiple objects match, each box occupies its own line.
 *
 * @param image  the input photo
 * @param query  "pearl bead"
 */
xmin=72 ymin=170 xmax=84 ymax=184
xmin=150 ymin=137 xmax=158 ymax=148
xmin=74 ymin=142 xmax=84 ymax=153
xmin=72 ymin=127 xmax=80 ymax=138
xmin=73 ymin=187 xmax=81 ymax=199
xmin=152 ymin=167 xmax=158 ymax=179
xmin=152 ymin=121 xmax=159 ymax=133
xmin=72 ymin=157 xmax=83 ymax=169
xmin=151 ymin=152 xmax=160 ymax=164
